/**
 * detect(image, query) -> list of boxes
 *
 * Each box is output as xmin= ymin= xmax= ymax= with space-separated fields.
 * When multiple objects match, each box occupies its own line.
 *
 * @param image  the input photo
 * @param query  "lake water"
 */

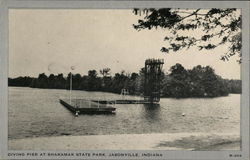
xmin=8 ymin=87 xmax=240 ymax=140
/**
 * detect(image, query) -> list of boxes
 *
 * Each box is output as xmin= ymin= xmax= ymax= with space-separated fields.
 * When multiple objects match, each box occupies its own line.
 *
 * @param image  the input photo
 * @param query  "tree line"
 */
xmin=8 ymin=64 xmax=241 ymax=98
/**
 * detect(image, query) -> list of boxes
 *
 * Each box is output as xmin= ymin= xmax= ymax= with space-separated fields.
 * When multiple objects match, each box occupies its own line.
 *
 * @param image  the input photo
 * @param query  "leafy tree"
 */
xmin=35 ymin=73 xmax=48 ymax=88
xmin=73 ymin=74 xmax=82 ymax=90
xmin=223 ymin=79 xmax=241 ymax=93
xmin=100 ymin=68 xmax=111 ymax=88
xmin=128 ymin=72 xmax=139 ymax=94
xmin=8 ymin=76 xmax=33 ymax=87
xmin=55 ymin=73 xmax=66 ymax=89
xmin=87 ymin=70 xmax=102 ymax=91
xmin=100 ymin=68 xmax=111 ymax=77
xmin=134 ymin=68 xmax=145 ymax=95
xmin=102 ymin=76 xmax=112 ymax=92
xmin=188 ymin=65 xmax=206 ymax=96
xmin=161 ymin=64 xmax=230 ymax=98
xmin=88 ymin=70 xmax=97 ymax=78
xmin=131 ymin=72 xmax=139 ymax=81
xmin=133 ymin=8 xmax=241 ymax=63
xmin=188 ymin=65 xmax=229 ymax=97
xmin=79 ymin=75 xmax=88 ymax=90
xmin=66 ymin=73 xmax=72 ymax=90
xmin=166 ymin=63 xmax=191 ymax=97
xmin=111 ymin=71 xmax=130 ymax=93
xmin=48 ymin=74 xmax=56 ymax=88
xmin=169 ymin=63 xmax=187 ymax=78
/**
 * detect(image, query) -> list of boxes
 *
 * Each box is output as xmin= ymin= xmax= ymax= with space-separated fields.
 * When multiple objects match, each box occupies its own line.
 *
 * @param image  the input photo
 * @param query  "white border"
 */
xmin=0 ymin=1 xmax=249 ymax=159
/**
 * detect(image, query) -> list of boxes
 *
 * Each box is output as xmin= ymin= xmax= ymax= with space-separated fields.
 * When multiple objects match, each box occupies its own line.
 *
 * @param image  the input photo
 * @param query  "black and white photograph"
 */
xmin=1 ymin=1 xmax=249 ymax=159
xmin=7 ymin=8 xmax=242 ymax=151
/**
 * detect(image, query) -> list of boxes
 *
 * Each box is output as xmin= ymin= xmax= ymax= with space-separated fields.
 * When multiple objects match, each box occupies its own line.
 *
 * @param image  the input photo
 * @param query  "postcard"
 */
xmin=0 ymin=0 xmax=249 ymax=159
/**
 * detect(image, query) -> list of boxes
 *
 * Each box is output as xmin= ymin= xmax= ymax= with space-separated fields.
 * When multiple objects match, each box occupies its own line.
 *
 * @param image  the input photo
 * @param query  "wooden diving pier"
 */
xmin=59 ymin=99 xmax=116 ymax=115
xmin=60 ymin=98 xmax=157 ymax=115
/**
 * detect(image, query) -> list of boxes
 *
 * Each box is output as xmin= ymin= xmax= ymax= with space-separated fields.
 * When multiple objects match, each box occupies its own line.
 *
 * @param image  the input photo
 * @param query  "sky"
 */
xmin=9 ymin=9 xmax=241 ymax=79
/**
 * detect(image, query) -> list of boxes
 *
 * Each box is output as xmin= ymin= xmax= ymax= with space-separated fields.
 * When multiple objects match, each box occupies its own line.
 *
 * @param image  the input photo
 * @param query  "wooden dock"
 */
xmin=60 ymin=98 xmax=158 ymax=115
xmin=59 ymin=99 xmax=116 ymax=114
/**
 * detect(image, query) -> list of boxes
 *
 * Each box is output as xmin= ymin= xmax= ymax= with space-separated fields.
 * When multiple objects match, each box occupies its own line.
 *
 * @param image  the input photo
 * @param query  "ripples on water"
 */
xmin=8 ymin=87 xmax=240 ymax=139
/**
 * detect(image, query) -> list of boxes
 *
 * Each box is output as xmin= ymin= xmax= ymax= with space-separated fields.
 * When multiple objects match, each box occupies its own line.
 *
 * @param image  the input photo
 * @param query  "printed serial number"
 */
xmin=229 ymin=154 xmax=242 ymax=157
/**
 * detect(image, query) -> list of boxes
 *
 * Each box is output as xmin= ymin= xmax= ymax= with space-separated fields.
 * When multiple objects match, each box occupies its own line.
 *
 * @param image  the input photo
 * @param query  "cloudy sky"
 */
xmin=9 ymin=9 xmax=240 ymax=79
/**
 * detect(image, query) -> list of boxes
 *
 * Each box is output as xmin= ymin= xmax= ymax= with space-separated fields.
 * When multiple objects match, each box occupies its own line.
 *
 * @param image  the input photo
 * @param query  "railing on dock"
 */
xmin=61 ymin=98 xmax=116 ymax=109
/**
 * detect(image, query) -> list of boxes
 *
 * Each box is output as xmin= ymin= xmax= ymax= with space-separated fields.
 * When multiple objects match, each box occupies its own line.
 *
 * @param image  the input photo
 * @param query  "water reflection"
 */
xmin=143 ymin=103 xmax=161 ymax=121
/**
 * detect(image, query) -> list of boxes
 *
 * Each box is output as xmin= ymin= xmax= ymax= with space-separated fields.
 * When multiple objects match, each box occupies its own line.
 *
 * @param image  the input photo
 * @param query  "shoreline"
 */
xmin=9 ymin=132 xmax=240 ymax=151
xmin=8 ymin=86 xmax=241 ymax=98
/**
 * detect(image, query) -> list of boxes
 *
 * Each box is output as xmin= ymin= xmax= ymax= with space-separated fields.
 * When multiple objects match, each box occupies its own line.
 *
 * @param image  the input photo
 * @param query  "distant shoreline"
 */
xmin=8 ymin=64 xmax=242 ymax=98
xmin=8 ymin=86 xmax=241 ymax=99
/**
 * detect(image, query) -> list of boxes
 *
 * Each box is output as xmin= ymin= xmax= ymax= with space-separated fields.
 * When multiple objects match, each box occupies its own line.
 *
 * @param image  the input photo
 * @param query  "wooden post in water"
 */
xmin=69 ymin=66 xmax=75 ymax=105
